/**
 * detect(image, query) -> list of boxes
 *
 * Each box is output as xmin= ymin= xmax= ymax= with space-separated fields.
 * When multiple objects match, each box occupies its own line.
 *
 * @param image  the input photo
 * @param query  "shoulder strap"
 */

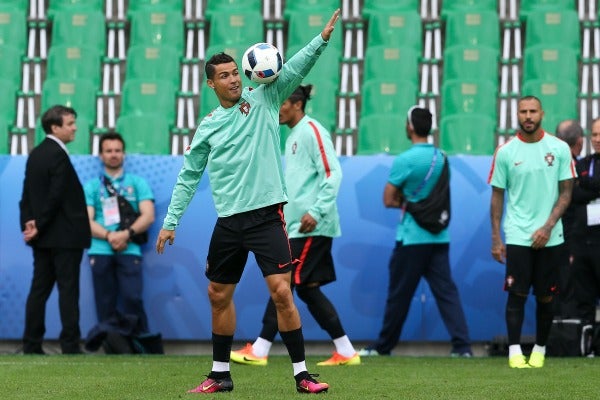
xmin=408 ymin=148 xmax=439 ymax=199
xmin=102 ymin=176 xmax=118 ymax=197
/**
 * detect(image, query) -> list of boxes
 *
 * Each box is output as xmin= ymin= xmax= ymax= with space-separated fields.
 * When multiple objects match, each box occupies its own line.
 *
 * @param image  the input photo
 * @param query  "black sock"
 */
xmin=296 ymin=286 xmax=345 ymax=339
xmin=259 ymin=298 xmax=279 ymax=342
xmin=212 ymin=332 xmax=233 ymax=362
xmin=506 ymin=293 xmax=526 ymax=345
xmin=294 ymin=371 xmax=311 ymax=384
xmin=535 ymin=298 xmax=555 ymax=346
xmin=280 ymin=328 xmax=305 ymax=364
xmin=208 ymin=371 xmax=231 ymax=380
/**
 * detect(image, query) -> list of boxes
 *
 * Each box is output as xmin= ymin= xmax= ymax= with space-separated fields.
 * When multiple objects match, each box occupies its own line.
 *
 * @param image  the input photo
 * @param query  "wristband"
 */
xmin=128 ymin=228 xmax=136 ymax=239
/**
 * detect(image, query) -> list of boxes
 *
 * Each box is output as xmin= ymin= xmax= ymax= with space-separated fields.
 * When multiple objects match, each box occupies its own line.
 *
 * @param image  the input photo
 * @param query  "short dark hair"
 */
xmin=99 ymin=132 xmax=126 ymax=153
xmin=555 ymin=119 xmax=583 ymax=147
xmin=287 ymin=84 xmax=313 ymax=112
xmin=41 ymin=105 xmax=77 ymax=134
xmin=518 ymin=95 xmax=542 ymax=109
xmin=205 ymin=52 xmax=236 ymax=80
xmin=408 ymin=106 xmax=432 ymax=137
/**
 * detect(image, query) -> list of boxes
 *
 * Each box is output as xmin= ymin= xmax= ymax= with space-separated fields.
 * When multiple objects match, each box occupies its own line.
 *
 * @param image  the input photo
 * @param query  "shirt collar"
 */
xmin=46 ymin=134 xmax=69 ymax=154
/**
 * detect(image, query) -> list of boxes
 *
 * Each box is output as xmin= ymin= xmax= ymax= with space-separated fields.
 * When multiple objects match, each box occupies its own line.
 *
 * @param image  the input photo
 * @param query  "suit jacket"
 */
xmin=19 ymin=137 xmax=91 ymax=249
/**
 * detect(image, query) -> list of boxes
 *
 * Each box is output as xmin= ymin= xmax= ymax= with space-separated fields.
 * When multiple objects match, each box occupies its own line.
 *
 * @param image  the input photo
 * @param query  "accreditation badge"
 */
xmin=102 ymin=196 xmax=121 ymax=226
xmin=586 ymin=199 xmax=600 ymax=226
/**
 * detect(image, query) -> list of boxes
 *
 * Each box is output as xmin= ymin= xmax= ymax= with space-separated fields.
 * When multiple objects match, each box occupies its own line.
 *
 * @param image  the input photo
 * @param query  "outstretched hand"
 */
xmin=321 ymin=9 xmax=341 ymax=42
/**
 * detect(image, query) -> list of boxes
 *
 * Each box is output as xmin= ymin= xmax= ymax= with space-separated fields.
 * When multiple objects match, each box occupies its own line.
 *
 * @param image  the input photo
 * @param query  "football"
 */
xmin=241 ymin=43 xmax=283 ymax=84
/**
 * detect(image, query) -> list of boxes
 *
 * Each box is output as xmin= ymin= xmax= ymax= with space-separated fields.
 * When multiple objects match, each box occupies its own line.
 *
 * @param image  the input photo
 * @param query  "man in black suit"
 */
xmin=19 ymin=105 xmax=91 ymax=354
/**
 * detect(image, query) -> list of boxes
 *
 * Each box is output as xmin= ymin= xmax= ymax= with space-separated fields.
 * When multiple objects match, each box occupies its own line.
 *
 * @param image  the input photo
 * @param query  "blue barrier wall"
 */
xmin=0 ymin=155 xmax=538 ymax=342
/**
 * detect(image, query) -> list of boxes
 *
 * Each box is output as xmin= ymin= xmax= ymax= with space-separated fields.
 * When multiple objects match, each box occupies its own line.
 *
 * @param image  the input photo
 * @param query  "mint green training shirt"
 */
xmin=163 ymin=35 xmax=329 ymax=229
xmin=284 ymin=115 xmax=342 ymax=239
xmin=488 ymin=131 xmax=576 ymax=247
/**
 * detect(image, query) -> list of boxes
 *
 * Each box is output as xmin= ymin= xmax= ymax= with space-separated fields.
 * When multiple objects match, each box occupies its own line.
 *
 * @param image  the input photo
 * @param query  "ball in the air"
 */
xmin=241 ymin=43 xmax=283 ymax=84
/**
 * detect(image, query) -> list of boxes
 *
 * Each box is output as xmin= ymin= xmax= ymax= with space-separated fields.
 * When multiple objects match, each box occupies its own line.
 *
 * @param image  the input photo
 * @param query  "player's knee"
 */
xmin=507 ymin=292 xmax=527 ymax=309
xmin=296 ymin=285 xmax=321 ymax=305
xmin=207 ymin=282 xmax=233 ymax=310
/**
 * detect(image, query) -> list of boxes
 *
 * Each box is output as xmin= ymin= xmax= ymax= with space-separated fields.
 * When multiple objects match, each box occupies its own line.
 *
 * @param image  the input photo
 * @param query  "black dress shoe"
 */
xmin=62 ymin=347 xmax=84 ymax=354
xmin=23 ymin=347 xmax=46 ymax=355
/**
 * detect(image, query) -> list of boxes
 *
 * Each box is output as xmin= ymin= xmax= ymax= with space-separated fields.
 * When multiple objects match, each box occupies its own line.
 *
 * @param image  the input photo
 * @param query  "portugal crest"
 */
xmin=544 ymin=152 xmax=555 ymax=166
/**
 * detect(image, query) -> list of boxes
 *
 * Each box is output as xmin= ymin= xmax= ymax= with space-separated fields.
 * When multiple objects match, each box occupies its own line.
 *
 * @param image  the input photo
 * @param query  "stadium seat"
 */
xmin=441 ymin=0 xmax=497 ymax=16
xmin=357 ymin=114 xmax=412 ymax=155
xmin=442 ymin=45 xmax=499 ymax=82
xmin=120 ymin=78 xmax=177 ymax=122
xmin=116 ymin=114 xmax=171 ymax=154
xmin=286 ymin=9 xmax=342 ymax=51
xmin=439 ymin=114 xmax=496 ymax=155
xmin=519 ymin=0 xmax=575 ymax=20
xmin=41 ymin=78 xmax=98 ymax=122
xmin=2 ymin=0 xmax=29 ymax=12
xmin=362 ymin=0 xmax=419 ymax=18
xmin=207 ymin=10 xmax=264 ymax=49
xmin=0 ymin=45 xmax=23 ymax=90
xmin=0 ymin=5 xmax=27 ymax=53
xmin=0 ymin=79 xmax=19 ymax=124
xmin=522 ymin=45 xmax=579 ymax=85
xmin=441 ymin=79 xmax=498 ymax=121
xmin=46 ymin=45 xmax=103 ymax=88
xmin=286 ymin=44 xmax=341 ymax=86
xmin=521 ymin=79 xmax=578 ymax=133
xmin=127 ymin=0 xmax=183 ymax=13
xmin=360 ymin=79 xmax=418 ymax=118
xmin=125 ymin=45 xmax=181 ymax=86
xmin=50 ymin=9 xmax=106 ymax=54
xmin=0 ymin=116 xmax=8 ymax=154
xmin=443 ymin=10 xmax=500 ymax=49
xmin=524 ymin=8 xmax=580 ymax=50
xmin=206 ymin=0 xmax=261 ymax=18
xmin=48 ymin=0 xmax=105 ymax=16
xmin=129 ymin=8 xmax=184 ymax=54
xmin=363 ymin=45 xmax=420 ymax=84
xmin=303 ymin=80 xmax=338 ymax=133
xmin=366 ymin=10 xmax=422 ymax=51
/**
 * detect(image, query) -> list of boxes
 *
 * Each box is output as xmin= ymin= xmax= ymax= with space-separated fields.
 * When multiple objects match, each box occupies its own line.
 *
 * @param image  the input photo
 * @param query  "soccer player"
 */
xmin=489 ymin=96 xmax=576 ymax=368
xmin=155 ymin=9 xmax=340 ymax=395
xmin=230 ymin=85 xmax=360 ymax=367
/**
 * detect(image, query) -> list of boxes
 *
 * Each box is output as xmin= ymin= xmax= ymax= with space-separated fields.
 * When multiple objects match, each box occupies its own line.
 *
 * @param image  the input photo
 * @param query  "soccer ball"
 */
xmin=241 ymin=43 xmax=283 ymax=84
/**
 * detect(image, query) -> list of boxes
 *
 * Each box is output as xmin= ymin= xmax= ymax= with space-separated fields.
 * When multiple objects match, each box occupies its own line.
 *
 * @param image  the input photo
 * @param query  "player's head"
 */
xmin=279 ymin=84 xmax=312 ymax=128
xmin=99 ymin=132 xmax=126 ymax=169
xmin=555 ymin=119 xmax=584 ymax=157
xmin=205 ymin=52 xmax=242 ymax=107
xmin=406 ymin=106 xmax=432 ymax=138
xmin=517 ymin=96 xmax=544 ymax=135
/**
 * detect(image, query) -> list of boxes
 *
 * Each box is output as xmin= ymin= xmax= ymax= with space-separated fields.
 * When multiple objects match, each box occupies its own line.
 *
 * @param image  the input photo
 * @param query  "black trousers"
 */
xmin=23 ymin=247 xmax=84 ymax=353
xmin=572 ymin=244 xmax=600 ymax=324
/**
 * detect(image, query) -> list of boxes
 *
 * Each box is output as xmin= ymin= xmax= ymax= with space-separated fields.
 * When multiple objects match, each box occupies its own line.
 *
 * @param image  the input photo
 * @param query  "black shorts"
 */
xmin=205 ymin=204 xmax=293 ymax=284
xmin=505 ymin=244 xmax=563 ymax=296
xmin=290 ymin=236 xmax=336 ymax=287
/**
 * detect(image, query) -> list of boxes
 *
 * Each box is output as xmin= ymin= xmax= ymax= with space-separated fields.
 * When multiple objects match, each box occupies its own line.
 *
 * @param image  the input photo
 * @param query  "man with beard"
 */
xmin=489 ymin=96 xmax=576 ymax=368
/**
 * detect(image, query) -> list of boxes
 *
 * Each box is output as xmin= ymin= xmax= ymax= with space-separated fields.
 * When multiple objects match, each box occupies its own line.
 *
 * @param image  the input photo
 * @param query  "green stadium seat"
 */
xmin=35 ymin=114 xmax=93 ymax=154
xmin=127 ymin=0 xmax=183 ymax=13
xmin=519 ymin=0 xmax=575 ymax=20
xmin=286 ymin=9 xmax=342 ymax=51
xmin=2 ymin=0 xmax=30 ymax=12
xmin=206 ymin=0 xmax=261 ymax=18
xmin=50 ymin=9 xmax=106 ymax=54
xmin=439 ymin=114 xmax=496 ymax=155
xmin=357 ymin=114 xmax=411 ymax=155
xmin=366 ymin=10 xmax=422 ymax=51
xmin=442 ymin=45 xmax=499 ymax=82
xmin=0 ymin=116 xmax=9 ymax=154
xmin=46 ymin=45 xmax=103 ymax=88
xmin=362 ymin=0 xmax=419 ymax=18
xmin=129 ymin=8 xmax=184 ymax=54
xmin=116 ymin=114 xmax=171 ymax=154
xmin=521 ymin=79 xmax=578 ymax=133
xmin=125 ymin=45 xmax=181 ymax=86
xmin=48 ymin=0 xmax=105 ymax=16
xmin=0 ymin=45 xmax=23 ymax=90
xmin=41 ymin=78 xmax=98 ymax=122
xmin=120 ymin=78 xmax=177 ymax=121
xmin=441 ymin=0 xmax=497 ymax=17
xmin=303 ymin=80 xmax=338 ymax=133
xmin=524 ymin=8 xmax=580 ymax=50
xmin=441 ymin=79 xmax=498 ymax=121
xmin=207 ymin=10 xmax=264 ymax=49
xmin=0 ymin=79 xmax=19 ymax=123
xmin=363 ymin=45 xmax=420 ymax=84
xmin=444 ymin=10 xmax=500 ymax=49
xmin=284 ymin=0 xmax=339 ymax=19
xmin=286 ymin=44 xmax=341 ymax=86
xmin=360 ymin=79 xmax=418 ymax=118
xmin=522 ymin=45 xmax=578 ymax=85
xmin=0 ymin=5 xmax=27 ymax=52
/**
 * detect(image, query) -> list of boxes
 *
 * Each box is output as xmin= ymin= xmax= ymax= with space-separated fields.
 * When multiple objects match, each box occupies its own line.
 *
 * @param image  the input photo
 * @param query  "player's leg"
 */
xmin=230 ymin=296 xmax=276 ymax=365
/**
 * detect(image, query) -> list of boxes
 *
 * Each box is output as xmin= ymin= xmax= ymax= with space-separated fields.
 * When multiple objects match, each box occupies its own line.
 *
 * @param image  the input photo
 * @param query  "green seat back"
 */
xmin=46 ymin=45 xmax=103 ymax=88
xmin=442 ymin=45 xmax=499 ymax=82
xmin=357 ymin=114 xmax=411 ymax=155
xmin=364 ymin=45 xmax=420 ymax=83
xmin=127 ymin=0 xmax=182 ymax=13
xmin=521 ymin=79 xmax=578 ymax=133
xmin=0 ymin=45 xmax=22 ymax=94
xmin=366 ymin=10 xmax=422 ymax=51
xmin=207 ymin=10 xmax=264 ymax=49
xmin=116 ymin=114 xmax=171 ymax=154
xmin=441 ymin=79 xmax=498 ymax=121
xmin=439 ymin=114 xmax=496 ymax=155
xmin=360 ymin=79 xmax=418 ymax=118
xmin=48 ymin=0 xmax=105 ymax=16
xmin=303 ymin=79 xmax=338 ymax=133
xmin=524 ymin=8 xmax=580 ymax=50
xmin=362 ymin=0 xmax=419 ymax=18
xmin=0 ymin=78 xmax=19 ymax=123
xmin=0 ymin=116 xmax=9 ymax=154
xmin=51 ymin=9 xmax=106 ymax=54
xmin=441 ymin=0 xmax=497 ymax=16
xmin=286 ymin=9 xmax=342 ymax=51
xmin=286 ymin=44 xmax=341 ymax=86
xmin=0 ymin=5 xmax=26 ymax=52
xmin=519 ymin=0 xmax=575 ymax=20
xmin=125 ymin=45 xmax=181 ymax=86
xmin=121 ymin=78 xmax=177 ymax=121
xmin=206 ymin=0 xmax=261 ymax=18
xmin=444 ymin=10 xmax=500 ymax=49
xmin=129 ymin=9 xmax=184 ymax=53
xmin=523 ymin=44 xmax=579 ymax=85
xmin=41 ymin=77 xmax=97 ymax=121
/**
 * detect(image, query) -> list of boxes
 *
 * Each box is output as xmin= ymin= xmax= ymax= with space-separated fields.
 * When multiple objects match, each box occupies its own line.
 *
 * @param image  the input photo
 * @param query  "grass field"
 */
xmin=1 ymin=354 xmax=598 ymax=399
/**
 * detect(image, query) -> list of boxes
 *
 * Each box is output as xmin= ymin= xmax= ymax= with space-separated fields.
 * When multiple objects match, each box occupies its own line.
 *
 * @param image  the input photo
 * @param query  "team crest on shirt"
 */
xmin=292 ymin=141 xmax=297 ymax=154
xmin=239 ymin=101 xmax=251 ymax=116
xmin=544 ymin=152 xmax=555 ymax=166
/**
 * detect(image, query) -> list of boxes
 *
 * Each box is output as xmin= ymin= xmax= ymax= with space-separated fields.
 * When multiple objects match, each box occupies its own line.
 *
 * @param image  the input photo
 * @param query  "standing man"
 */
xmin=19 ymin=105 xmax=91 ymax=354
xmin=230 ymin=85 xmax=360 ymax=367
xmin=489 ymin=96 xmax=576 ymax=368
xmin=84 ymin=133 xmax=154 ymax=333
xmin=571 ymin=118 xmax=600 ymax=326
xmin=156 ymin=10 xmax=340 ymax=395
xmin=358 ymin=106 xmax=472 ymax=358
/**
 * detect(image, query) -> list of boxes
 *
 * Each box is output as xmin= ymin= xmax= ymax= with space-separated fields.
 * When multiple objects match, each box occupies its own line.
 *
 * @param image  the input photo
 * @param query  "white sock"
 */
xmin=333 ymin=335 xmax=356 ymax=357
xmin=212 ymin=361 xmax=230 ymax=372
xmin=252 ymin=337 xmax=272 ymax=358
xmin=292 ymin=361 xmax=307 ymax=377
xmin=532 ymin=344 xmax=546 ymax=355
xmin=508 ymin=344 xmax=523 ymax=358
